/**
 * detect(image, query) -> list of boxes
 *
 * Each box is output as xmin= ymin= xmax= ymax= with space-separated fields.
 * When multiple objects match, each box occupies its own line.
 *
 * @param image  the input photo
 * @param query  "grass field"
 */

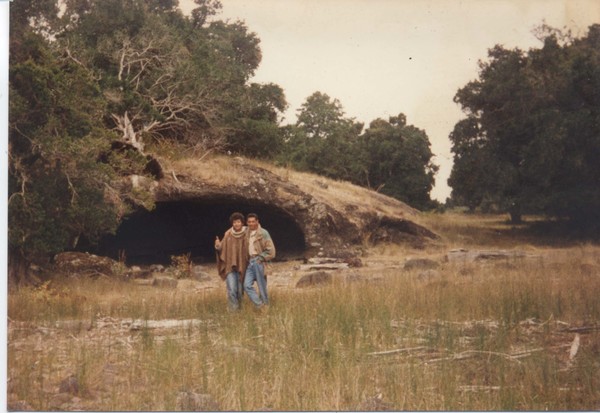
xmin=7 ymin=213 xmax=600 ymax=410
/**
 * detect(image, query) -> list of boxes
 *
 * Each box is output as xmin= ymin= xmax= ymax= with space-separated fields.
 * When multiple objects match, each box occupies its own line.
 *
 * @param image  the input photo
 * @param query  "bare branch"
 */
xmin=367 ymin=346 xmax=429 ymax=356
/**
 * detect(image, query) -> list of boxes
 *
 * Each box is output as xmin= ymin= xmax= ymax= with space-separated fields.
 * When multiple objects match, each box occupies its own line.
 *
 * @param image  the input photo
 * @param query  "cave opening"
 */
xmin=93 ymin=198 xmax=306 ymax=266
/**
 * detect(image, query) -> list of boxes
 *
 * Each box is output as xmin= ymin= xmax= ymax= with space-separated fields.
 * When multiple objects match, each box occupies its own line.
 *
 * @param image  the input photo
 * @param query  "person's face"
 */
xmin=247 ymin=217 xmax=259 ymax=230
xmin=232 ymin=219 xmax=243 ymax=231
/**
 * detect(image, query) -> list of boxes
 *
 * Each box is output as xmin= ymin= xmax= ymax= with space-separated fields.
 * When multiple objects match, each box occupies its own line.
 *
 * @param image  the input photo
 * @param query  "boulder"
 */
xmin=54 ymin=252 xmax=119 ymax=277
xmin=299 ymin=263 xmax=349 ymax=271
xmin=296 ymin=271 xmax=332 ymax=288
xmin=127 ymin=266 xmax=154 ymax=279
xmin=446 ymin=249 xmax=529 ymax=263
xmin=307 ymin=256 xmax=363 ymax=268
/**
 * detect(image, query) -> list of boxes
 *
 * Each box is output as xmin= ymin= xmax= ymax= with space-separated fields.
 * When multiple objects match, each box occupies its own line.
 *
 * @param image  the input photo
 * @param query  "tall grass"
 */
xmin=8 ymin=247 xmax=600 ymax=410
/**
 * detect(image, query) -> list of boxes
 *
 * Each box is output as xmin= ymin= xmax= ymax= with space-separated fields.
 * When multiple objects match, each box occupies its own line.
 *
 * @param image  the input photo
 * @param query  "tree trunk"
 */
xmin=509 ymin=202 xmax=522 ymax=224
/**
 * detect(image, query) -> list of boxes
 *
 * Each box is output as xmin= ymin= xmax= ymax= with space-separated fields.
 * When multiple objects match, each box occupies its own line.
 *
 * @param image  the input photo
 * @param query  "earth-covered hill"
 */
xmin=95 ymin=154 xmax=438 ymax=264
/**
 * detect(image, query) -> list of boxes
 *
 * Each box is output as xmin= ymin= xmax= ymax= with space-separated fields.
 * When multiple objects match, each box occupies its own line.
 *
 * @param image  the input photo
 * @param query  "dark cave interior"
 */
xmin=92 ymin=198 xmax=306 ymax=266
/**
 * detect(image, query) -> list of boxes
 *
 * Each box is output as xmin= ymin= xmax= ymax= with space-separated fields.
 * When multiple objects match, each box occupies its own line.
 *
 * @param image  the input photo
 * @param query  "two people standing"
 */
xmin=215 ymin=212 xmax=275 ymax=310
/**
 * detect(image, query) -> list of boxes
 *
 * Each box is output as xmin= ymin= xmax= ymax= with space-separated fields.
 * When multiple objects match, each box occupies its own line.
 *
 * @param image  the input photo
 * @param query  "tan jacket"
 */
xmin=248 ymin=225 xmax=276 ymax=263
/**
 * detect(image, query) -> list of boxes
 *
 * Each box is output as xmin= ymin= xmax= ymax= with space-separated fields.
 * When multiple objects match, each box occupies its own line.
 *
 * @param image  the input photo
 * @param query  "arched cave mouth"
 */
xmin=92 ymin=198 xmax=306 ymax=266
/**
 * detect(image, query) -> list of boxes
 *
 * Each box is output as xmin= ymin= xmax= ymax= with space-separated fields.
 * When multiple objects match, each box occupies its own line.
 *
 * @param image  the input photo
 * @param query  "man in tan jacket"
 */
xmin=215 ymin=212 xmax=248 ymax=310
xmin=244 ymin=213 xmax=276 ymax=308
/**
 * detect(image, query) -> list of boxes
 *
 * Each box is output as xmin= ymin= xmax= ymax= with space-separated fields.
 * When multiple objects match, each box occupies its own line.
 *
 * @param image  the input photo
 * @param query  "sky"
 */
xmin=180 ymin=0 xmax=600 ymax=201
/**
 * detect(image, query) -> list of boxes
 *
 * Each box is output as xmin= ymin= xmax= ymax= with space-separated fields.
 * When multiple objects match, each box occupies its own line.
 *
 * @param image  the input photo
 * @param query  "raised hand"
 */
xmin=214 ymin=236 xmax=222 ymax=250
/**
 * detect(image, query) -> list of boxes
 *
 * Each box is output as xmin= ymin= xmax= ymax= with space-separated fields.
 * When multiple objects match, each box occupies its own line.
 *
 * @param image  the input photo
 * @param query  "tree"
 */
xmin=450 ymin=24 xmax=600 ymax=224
xmin=280 ymin=92 xmax=363 ymax=181
xmin=8 ymin=26 xmax=151 ymax=284
xmin=8 ymin=0 xmax=286 ymax=284
xmin=358 ymin=115 xmax=438 ymax=210
xmin=281 ymin=93 xmax=438 ymax=209
xmin=226 ymin=83 xmax=287 ymax=158
xmin=55 ymin=0 xmax=265 ymax=153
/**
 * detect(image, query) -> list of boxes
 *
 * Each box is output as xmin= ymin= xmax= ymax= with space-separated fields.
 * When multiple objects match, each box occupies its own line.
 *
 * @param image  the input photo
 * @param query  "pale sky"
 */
xmin=181 ymin=0 xmax=600 ymax=201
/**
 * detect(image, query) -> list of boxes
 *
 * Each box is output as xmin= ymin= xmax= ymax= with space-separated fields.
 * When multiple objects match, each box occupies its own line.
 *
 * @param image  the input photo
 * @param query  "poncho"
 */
xmin=216 ymin=226 xmax=249 ymax=281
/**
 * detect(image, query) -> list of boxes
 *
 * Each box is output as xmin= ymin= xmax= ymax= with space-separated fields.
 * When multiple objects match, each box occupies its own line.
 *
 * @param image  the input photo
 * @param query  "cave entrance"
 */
xmin=94 ymin=198 xmax=306 ymax=266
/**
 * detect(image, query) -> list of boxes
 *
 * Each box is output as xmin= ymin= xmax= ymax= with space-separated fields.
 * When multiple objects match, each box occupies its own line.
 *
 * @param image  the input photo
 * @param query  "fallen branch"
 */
xmin=511 ymin=348 xmax=544 ymax=359
xmin=427 ymin=350 xmax=522 ymax=365
xmin=367 ymin=346 xmax=429 ymax=356
xmin=458 ymin=385 xmax=501 ymax=392
xmin=559 ymin=326 xmax=600 ymax=334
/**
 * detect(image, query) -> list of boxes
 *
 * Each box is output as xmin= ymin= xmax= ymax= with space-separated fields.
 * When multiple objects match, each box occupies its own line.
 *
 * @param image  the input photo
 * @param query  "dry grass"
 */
xmin=8 ymin=214 xmax=600 ymax=410
xmin=163 ymin=153 xmax=424 ymax=230
xmin=252 ymin=158 xmax=422 ymax=221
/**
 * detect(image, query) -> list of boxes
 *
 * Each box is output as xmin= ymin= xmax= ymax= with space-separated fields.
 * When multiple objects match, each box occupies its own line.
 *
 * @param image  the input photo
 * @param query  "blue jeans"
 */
xmin=226 ymin=271 xmax=242 ymax=310
xmin=244 ymin=258 xmax=268 ymax=307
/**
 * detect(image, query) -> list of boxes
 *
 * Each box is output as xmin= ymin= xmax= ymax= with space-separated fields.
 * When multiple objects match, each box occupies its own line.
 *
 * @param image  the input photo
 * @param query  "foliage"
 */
xmin=8 ymin=0 xmax=285 ymax=274
xmin=226 ymin=83 xmax=287 ymax=158
xmin=358 ymin=115 xmax=438 ymax=210
xmin=450 ymin=24 xmax=600 ymax=223
xmin=280 ymin=92 xmax=438 ymax=209
xmin=8 ymin=7 xmax=157 ymax=277
xmin=51 ymin=0 xmax=283 ymax=154
xmin=170 ymin=253 xmax=193 ymax=279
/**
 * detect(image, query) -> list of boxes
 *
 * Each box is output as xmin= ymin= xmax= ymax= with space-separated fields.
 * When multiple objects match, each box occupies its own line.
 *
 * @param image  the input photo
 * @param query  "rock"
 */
xmin=127 ymin=265 xmax=154 ymax=279
xmin=176 ymin=391 xmax=220 ymax=411
xmin=152 ymin=277 xmax=178 ymax=289
xmin=307 ymin=256 xmax=362 ymax=268
xmin=446 ymin=248 xmax=529 ymax=263
xmin=296 ymin=271 xmax=332 ymax=288
xmin=327 ymin=249 xmax=358 ymax=260
xmin=307 ymin=257 xmax=339 ymax=264
xmin=150 ymin=264 xmax=165 ymax=272
xmin=128 ymin=266 xmax=154 ymax=279
xmin=59 ymin=375 xmax=79 ymax=395
xmin=299 ymin=263 xmax=349 ymax=271
xmin=403 ymin=258 xmax=440 ymax=271
xmin=54 ymin=252 xmax=118 ymax=277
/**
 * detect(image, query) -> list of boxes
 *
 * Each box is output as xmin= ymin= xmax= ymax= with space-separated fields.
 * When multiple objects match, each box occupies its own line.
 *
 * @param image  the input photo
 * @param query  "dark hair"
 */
xmin=246 ymin=212 xmax=259 ymax=221
xmin=229 ymin=212 xmax=245 ymax=224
